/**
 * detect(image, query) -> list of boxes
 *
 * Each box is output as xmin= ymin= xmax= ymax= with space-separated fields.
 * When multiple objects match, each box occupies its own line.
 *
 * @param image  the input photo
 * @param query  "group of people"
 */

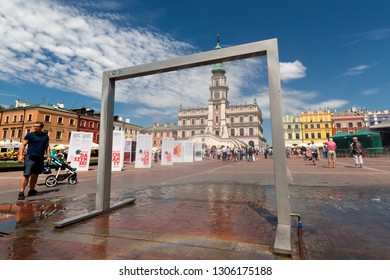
xmin=305 ymin=137 xmax=364 ymax=168
xmin=15 ymin=121 xmax=366 ymax=201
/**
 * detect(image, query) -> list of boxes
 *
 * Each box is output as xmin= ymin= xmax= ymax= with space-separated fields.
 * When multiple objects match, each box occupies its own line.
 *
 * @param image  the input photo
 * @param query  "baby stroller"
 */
xmin=45 ymin=153 xmax=78 ymax=187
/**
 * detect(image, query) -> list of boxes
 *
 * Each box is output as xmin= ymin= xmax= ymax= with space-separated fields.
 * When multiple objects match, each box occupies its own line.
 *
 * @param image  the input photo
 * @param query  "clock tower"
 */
xmin=207 ymin=34 xmax=229 ymax=138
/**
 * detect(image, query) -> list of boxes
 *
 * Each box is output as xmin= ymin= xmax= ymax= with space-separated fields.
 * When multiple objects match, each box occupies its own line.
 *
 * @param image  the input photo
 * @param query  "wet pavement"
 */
xmin=0 ymin=156 xmax=389 ymax=260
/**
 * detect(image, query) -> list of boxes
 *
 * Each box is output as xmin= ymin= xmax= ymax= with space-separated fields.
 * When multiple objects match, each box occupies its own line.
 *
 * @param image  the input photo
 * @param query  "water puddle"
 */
xmin=0 ymin=202 xmax=66 ymax=231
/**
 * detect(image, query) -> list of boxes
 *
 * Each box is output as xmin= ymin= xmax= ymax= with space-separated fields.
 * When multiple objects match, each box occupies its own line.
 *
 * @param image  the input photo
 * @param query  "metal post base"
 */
xmin=53 ymin=198 xmax=136 ymax=228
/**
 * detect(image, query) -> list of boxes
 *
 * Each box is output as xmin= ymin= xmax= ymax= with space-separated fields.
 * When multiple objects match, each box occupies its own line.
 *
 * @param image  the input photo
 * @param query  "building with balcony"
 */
xmin=300 ymin=109 xmax=333 ymax=143
xmin=177 ymin=36 xmax=266 ymax=150
xmin=283 ymin=114 xmax=302 ymax=146
xmin=331 ymin=108 xmax=365 ymax=135
xmin=141 ymin=122 xmax=177 ymax=147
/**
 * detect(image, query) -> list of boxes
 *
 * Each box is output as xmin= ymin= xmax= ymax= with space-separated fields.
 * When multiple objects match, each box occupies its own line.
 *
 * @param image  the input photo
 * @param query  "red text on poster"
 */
xmin=112 ymin=151 xmax=120 ymax=167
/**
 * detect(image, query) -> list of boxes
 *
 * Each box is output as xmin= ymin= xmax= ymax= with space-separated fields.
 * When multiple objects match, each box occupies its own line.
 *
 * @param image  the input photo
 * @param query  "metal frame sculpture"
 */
xmin=54 ymin=38 xmax=291 ymax=255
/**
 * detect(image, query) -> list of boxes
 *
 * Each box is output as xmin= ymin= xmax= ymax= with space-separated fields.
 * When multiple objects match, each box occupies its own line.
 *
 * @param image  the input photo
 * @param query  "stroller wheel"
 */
xmin=68 ymin=174 xmax=78 ymax=185
xmin=45 ymin=175 xmax=58 ymax=187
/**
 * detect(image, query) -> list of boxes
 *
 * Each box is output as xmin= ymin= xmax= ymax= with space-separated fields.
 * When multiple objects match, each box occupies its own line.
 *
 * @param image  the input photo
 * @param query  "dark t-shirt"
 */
xmin=24 ymin=132 xmax=49 ymax=156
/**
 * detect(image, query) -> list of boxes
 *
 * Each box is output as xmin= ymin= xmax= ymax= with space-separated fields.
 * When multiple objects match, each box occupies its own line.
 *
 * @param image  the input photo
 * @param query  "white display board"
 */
xmin=134 ymin=134 xmax=152 ymax=168
xmin=161 ymin=137 xmax=174 ymax=165
xmin=194 ymin=142 xmax=203 ymax=161
xmin=68 ymin=132 xmax=93 ymax=171
xmin=173 ymin=141 xmax=183 ymax=163
xmin=112 ymin=131 xmax=125 ymax=171
xmin=182 ymin=141 xmax=194 ymax=162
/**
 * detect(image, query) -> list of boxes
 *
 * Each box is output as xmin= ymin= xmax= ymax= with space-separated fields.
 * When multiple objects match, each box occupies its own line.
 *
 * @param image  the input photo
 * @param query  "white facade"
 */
xmin=177 ymin=40 xmax=266 ymax=149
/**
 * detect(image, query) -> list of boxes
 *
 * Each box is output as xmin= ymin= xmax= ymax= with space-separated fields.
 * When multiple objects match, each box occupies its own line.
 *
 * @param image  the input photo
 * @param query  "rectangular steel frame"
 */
xmin=55 ymin=38 xmax=292 ymax=254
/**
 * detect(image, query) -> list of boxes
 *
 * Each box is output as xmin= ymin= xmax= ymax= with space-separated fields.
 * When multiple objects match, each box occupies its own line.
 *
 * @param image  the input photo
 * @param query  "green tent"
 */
xmin=331 ymin=132 xmax=350 ymax=149
xmin=331 ymin=130 xmax=383 ymax=149
xmin=351 ymin=130 xmax=382 ymax=148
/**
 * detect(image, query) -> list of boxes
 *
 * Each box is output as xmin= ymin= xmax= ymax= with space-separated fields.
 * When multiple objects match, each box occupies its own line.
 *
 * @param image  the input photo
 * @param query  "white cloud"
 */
xmin=343 ymin=64 xmax=371 ymax=76
xmin=279 ymin=60 xmax=306 ymax=82
xmin=362 ymin=88 xmax=379 ymax=95
xmin=0 ymin=0 xmax=339 ymax=124
xmin=255 ymin=87 xmax=349 ymax=119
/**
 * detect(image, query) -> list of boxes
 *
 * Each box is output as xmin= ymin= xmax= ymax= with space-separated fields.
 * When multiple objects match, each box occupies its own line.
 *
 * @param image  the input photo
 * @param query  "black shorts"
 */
xmin=24 ymin=154 xmax=44 ymax=175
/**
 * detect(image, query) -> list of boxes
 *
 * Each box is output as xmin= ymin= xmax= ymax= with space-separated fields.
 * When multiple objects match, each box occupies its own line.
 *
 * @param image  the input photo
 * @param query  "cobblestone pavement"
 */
xmin=0 ymin=155 xmax=389 ymax=260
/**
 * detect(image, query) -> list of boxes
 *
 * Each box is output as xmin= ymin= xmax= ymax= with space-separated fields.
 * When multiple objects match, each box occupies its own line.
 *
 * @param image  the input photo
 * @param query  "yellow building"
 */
xmin=300 ymin=110 xmax=332 ymax=143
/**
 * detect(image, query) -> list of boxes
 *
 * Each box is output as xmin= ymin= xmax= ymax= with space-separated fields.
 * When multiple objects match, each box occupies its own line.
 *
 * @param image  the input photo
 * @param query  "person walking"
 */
xmin=17 ymin=121 xmax=51 ymax=200
xmin=350 ymin=137 xmax=364 ymax=168
xmin=325 ymin=138 xmax=337 ymax=168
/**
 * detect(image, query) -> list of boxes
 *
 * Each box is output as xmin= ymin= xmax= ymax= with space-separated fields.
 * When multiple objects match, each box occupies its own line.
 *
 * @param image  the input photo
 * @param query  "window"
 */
xmin=304 ymin=124 xmax=308 ymax=129
xmin=230 ymin=116 xmax=234 ymax=123
xmin=56 ymin=131 xmax=62 ymax=140
xmin=357 ymin=122 xmax=362 ymax=128
xmin=11 ymin=129 xmax=15 ymax=138
xmin=5 ymin=116 xmax=9 ymax=123
xmin=240 ymin=128 xmax=244 ymax=136
xmin=216 ymin=116 xmax=219 ymax=123
xmin=44 ymin=115 xmax=51 ymax=122
xmin=287 ymin=125 xmax=291 ymax=129
xmin=296 ymin=133 xmax=300 ymax=139
xmin=249 ymin=115 xmax=253 ymax=122
xmin=310 ymin=124 xmax=314 ymax=129
xmin=96 ymin=134 xmax=100 ymax=142
xmin=89 ymin=121 xmax=94 ymax=128
xmin=26 ymin=128 xmax=31 ymax=134
xmin=2 ymin=129 xmax=7 ymax=139
xmin=325 ymin=123 xmax=329 ymax=128
xmin=326 ymin=132 xmax=330 ymax=139
xmin=288 ymin=133 xmax=292 ymax=140
xmin=317 ymin=132 xmax=321 ymax=139
xmin=317 ymin=124 xmax=320 ymax=128
xmin=182 ymin=119 xmax=186 ymax=126
xmin=70 ymin=119 xmax=75 ymax=126
xmin=13 ymin=116 xmax=17 ymax=122
xmin=182 ymin=131 xmax=185 ymax=138
xmin=17 ymin=129 xmax=22 ymax=138
xmin=215 ymin=105 xmax=219 ymax=110
xmin=19 ymin=115 xmax=24 ymax=122
xmin=348 ymin=122 xmax=353 ymax=128
xmin=249 ymin=128 xmax=254 ymax=136
xmin=191 ymin=119 xmax=195 ymax=125
xmin=68 ymin=132 xmax=72 ymax=140
xmin=80 ymin=120 xmax=86 ymax=127
xmin=305 ymin=133 xmax=309 ymax=139
xmin=231 ymin=129 xmax=235 ymax=136
xmin=200 ymin=118 xmax=204 ymax=125
xmin=58 ymin=117 xmax=63 ymax=124
xmin=191 ymin=131 xmax=195 ymax=136
xmin=336 ymin=123 xmax=341 ymax=128
xmin=311 ymin=133 xmax=315 ymax=139
xmin=240 ymin=116 xmax=243 ymax=123
xmin=27 ymin=114 xmax=32 ymax=121
xmin=295 ymin=125 xmax=299 ymax=129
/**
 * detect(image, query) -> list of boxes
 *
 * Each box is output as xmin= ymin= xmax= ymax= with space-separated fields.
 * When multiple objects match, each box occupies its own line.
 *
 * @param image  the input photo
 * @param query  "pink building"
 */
xmin=332 ymin=109 xmax=365 ymax=135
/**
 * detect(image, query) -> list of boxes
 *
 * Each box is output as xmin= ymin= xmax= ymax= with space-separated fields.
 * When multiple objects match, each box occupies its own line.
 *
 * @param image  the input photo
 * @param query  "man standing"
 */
xmin=350 ymin=137 xmax=364 ymax=168
xmin=309 ymin=140 xmax=318 ymax=165
xmin=17 ymin=121 xmax=51 ymax=200
xmin=325 ymin=138 xmax=337 ymax=168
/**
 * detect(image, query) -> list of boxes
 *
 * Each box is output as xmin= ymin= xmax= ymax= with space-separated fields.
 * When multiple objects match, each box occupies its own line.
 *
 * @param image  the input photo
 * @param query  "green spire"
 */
xmin=212 ymin=33 xmax=225 ymax=74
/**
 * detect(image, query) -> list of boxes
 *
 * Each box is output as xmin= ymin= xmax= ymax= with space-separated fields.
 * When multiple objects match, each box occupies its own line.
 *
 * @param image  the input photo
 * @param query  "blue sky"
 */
xmin=1 ymin=0 xmax=390 ymax=144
